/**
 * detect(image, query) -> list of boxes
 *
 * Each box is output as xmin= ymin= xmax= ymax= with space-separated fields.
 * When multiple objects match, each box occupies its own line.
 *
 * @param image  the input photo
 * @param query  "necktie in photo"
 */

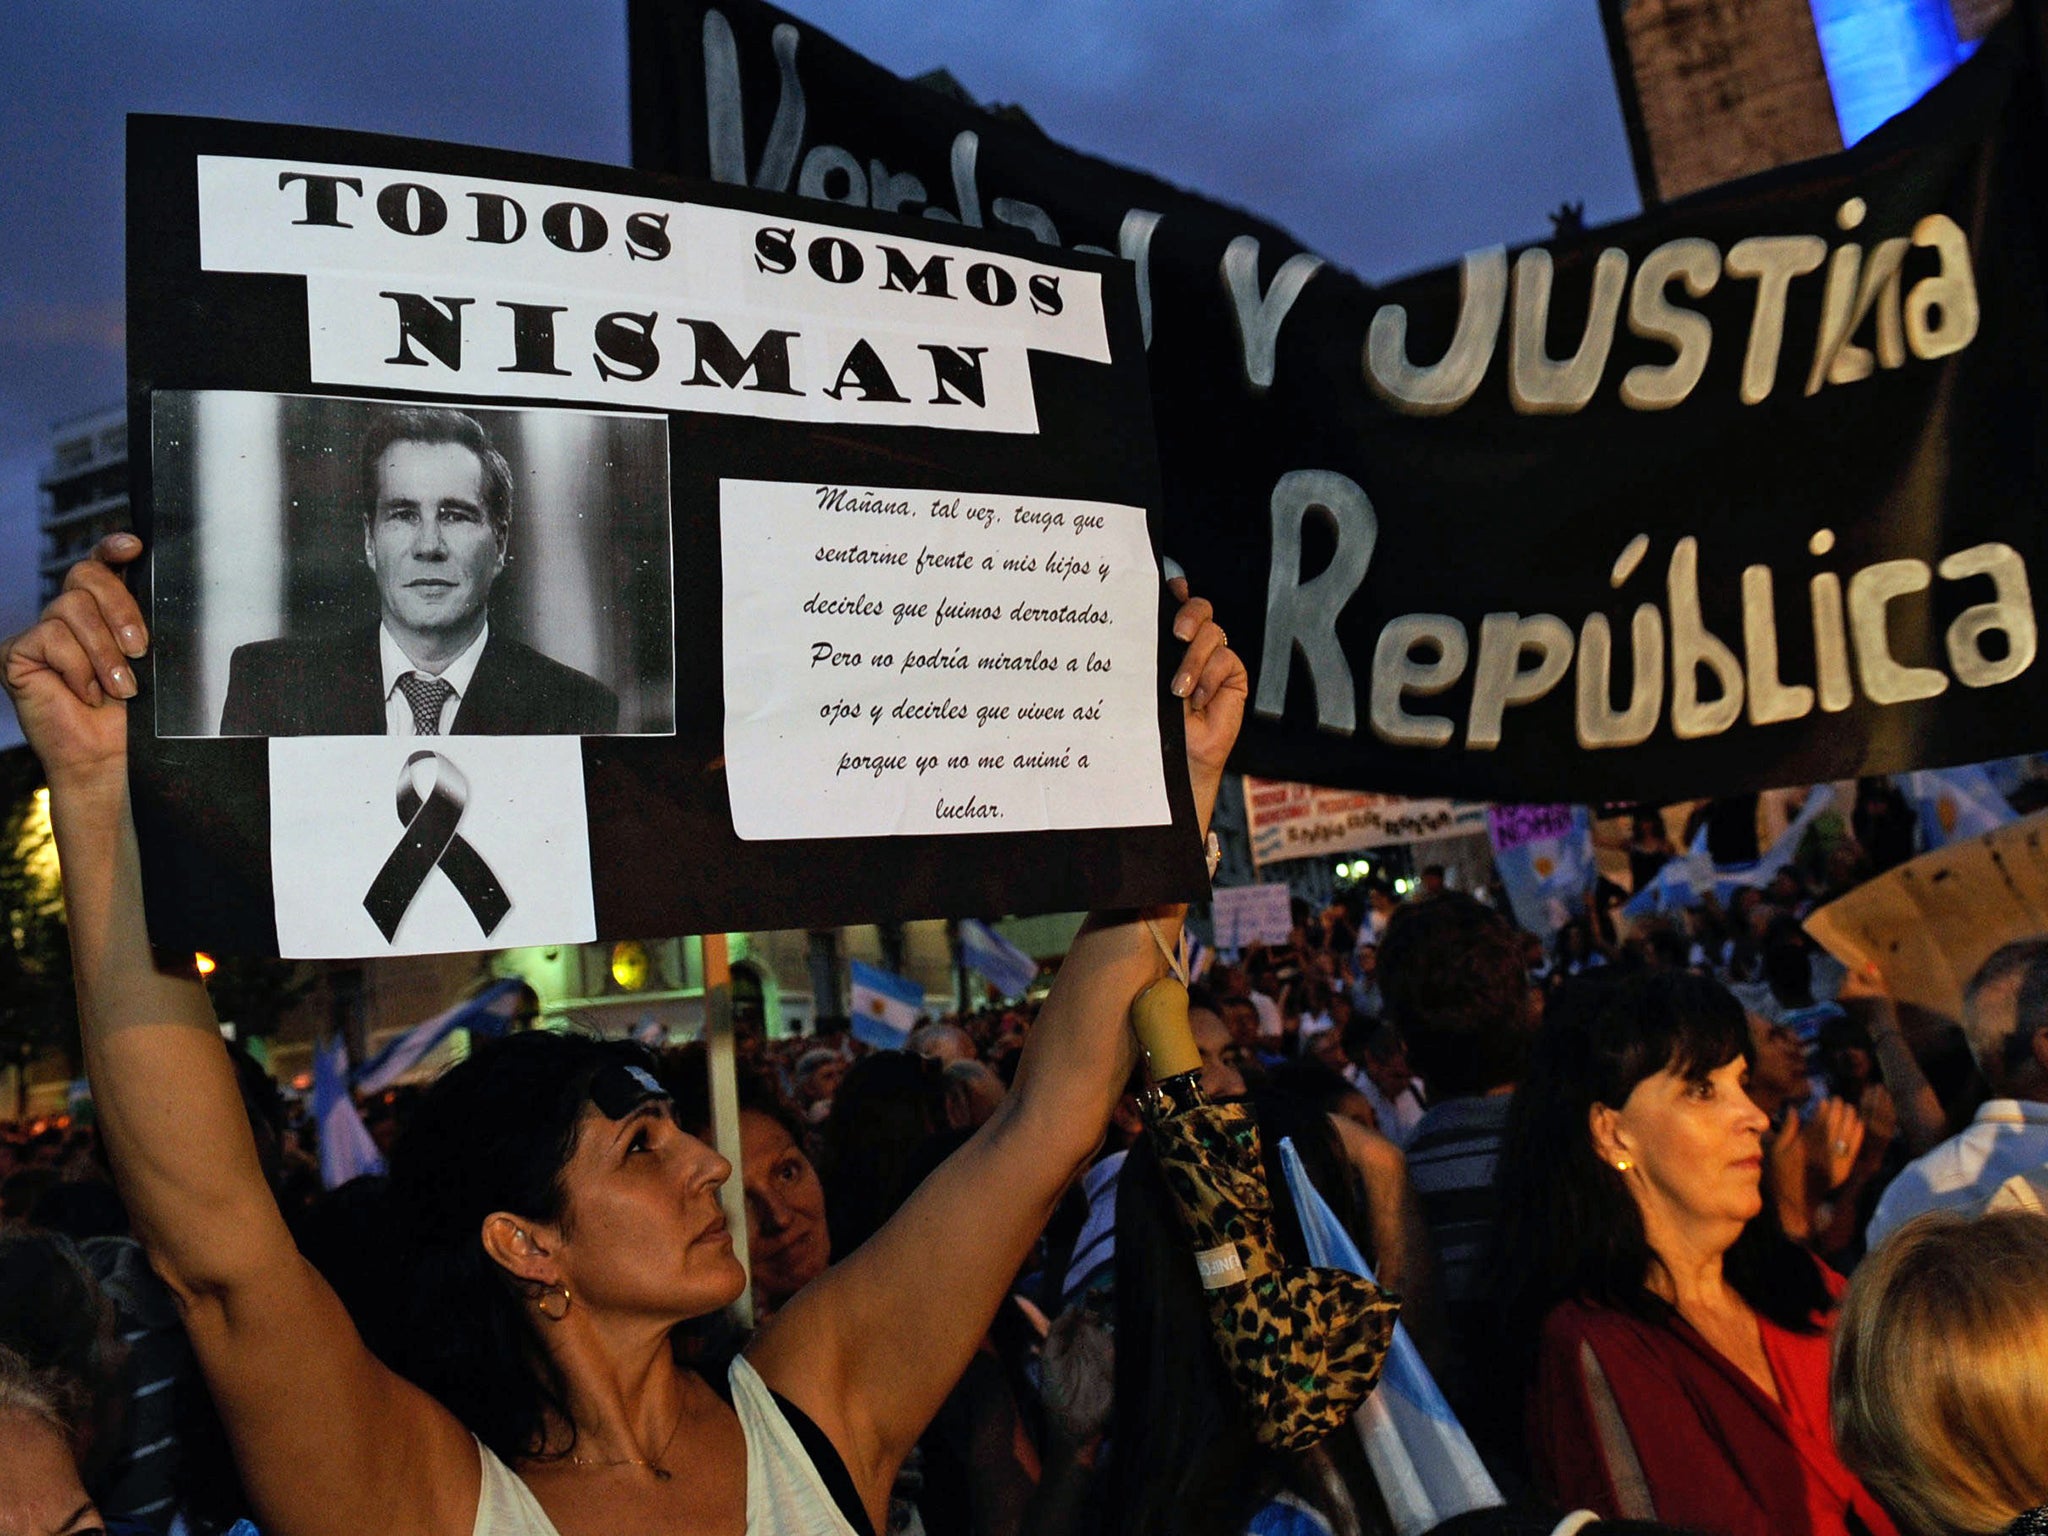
xmin=397 ymin=672 xmax=455 ymax=736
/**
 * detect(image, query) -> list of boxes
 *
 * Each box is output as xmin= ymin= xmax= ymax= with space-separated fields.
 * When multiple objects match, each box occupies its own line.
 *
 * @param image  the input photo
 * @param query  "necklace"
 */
xmin=568 ymin=1399 xmax=687 ymax=1479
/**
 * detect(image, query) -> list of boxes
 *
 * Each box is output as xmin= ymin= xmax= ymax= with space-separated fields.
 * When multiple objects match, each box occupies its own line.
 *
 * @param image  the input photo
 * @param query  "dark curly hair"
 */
xmin=372 ymin=1030 xmax=668 ymax=1465
xmin=1377 ymin=892 xmax=1533 ymax=1097
xmin=816 ymin=1052 xmax=949 ymax=1256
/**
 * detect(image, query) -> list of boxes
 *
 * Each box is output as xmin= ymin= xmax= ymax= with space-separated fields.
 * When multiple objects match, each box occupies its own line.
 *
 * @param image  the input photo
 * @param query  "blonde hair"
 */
xmin=1833 ymin=1210 xmax=2048 ymax=1535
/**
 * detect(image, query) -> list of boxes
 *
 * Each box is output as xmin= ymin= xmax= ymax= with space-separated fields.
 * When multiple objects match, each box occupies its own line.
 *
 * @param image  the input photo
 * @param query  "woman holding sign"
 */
xmin=2 ymin=534 xmax=1246 ymax=1536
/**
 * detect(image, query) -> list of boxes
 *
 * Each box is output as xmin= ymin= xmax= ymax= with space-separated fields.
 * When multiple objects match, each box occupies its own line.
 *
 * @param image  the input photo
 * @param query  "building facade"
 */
xmin=39 ymin=406 xmax=129 ymax=606
xmin=1603 ymin=0 xmax=1844 ymax=204
xmin=1602 ymin=0 xmax=1981 ymax=206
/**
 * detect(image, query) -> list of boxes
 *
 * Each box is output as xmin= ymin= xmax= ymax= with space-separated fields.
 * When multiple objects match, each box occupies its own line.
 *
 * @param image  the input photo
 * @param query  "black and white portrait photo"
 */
xmin=149 ymin=391 xmax=675 ymax=738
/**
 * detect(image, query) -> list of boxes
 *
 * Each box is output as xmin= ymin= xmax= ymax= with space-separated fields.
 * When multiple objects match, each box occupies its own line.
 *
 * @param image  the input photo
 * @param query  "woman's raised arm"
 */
xmin=2 ymin=537 xmax=478 ymax=1536
xmin=1838 ymin=965 xmax=1948 ymax=1157
xmin=750 ymin=582 xmax=1245 ymax=1521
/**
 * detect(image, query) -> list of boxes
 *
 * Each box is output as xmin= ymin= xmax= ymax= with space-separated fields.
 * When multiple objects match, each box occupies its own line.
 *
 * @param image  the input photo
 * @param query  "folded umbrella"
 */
xmin=1149 ymin=1096 xmax=1402 ymax=1452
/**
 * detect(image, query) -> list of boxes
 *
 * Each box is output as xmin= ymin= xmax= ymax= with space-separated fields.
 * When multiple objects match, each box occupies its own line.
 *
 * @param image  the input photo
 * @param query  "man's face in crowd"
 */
xmin=1219 ymin=997 xmax=1261 ymax=1050
xmin=365 ymin=438 xmax=505 ymax=649
xmin=1364 ymin=1035 xmax=1414 ymax=1100
xmin=1189 ymin=1007 xmax=1247 ymax=1099
xmin=910 ymin=1024 xmax=975 ymax=1066
xmin=1745 ymin=1014 xmax=1807 ymax=1108
xmin=800 ymin=1058 xmax=845 ymax=1105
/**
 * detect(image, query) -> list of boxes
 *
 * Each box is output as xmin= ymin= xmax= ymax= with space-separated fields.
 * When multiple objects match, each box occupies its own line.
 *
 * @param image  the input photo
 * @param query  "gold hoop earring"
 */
xmin=536 ymin=1284 xmax=572 ymax=1321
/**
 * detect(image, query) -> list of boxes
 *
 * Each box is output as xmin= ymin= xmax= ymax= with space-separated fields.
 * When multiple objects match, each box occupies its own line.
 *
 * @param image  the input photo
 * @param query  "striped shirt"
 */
xmin=1405 ymin=1095 xmax=1513 ymax=1313
xmin=1055 ymin=1151 xmax=1127 ymax=1310
xmin=84 ymin=1235 xmax=194 ymax=1526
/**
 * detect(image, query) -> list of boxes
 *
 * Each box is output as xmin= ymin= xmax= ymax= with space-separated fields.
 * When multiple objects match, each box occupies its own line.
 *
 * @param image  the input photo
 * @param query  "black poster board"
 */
xmin=126 ymin=115 xmax=1204 ymax=957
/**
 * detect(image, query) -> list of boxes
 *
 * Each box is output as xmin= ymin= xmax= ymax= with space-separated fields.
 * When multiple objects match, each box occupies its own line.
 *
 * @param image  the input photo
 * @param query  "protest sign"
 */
xmin=720 ymin=479 xmax=1165 ymax=838
xmin=126 ymin=115 xmax=1205 ymax=956
xmin=1211 ymin=882 xmax=1296 ymax=949
xmin=1806 ymin=809 xmax=2048 ymax=1023
xmin=1487 ymin=805 xmax=1597 ymax=938
xmin=1241 ymin=776 xmax=1486 ymax=870
xmin=633 ymin=2 xmax=2048 ymax=803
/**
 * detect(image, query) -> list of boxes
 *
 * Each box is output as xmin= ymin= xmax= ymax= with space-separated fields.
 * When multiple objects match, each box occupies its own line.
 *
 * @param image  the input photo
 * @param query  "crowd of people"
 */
xmin=4 ymin=539 xmax=2048 ymax=1536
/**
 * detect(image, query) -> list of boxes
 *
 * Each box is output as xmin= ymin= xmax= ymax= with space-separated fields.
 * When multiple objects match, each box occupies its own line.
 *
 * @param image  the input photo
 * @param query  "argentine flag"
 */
xmin=1625 ymin=785 xmax=1836 ymax=920
xmin=958 ymin=920 xmax=1040 ymax=1001
xmin=1489 ymin=806 xmax=1596 ymax=938
xmin=1279 ymin=1137 xmax=1501 ymax=1535
xmin=1899 ymin=766 xmax=2015 ymax=850
xmin=354 ymin=978 xmax=524 ymax=1094
xmin=849 ymin=960 xmax=926 ymax=1048
xmin=313 ymin=1034 xmax=386 ymax=1190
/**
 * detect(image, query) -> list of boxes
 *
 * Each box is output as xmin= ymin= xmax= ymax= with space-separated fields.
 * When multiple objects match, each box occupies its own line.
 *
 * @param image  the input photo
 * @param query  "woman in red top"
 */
xmin=1492 ymin=970 xmax=1895 ymax=1536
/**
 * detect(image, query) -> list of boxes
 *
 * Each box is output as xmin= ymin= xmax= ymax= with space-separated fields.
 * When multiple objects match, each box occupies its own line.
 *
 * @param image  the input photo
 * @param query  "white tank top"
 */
xmin=471 ymin=1356 xmax=864 ymax=1536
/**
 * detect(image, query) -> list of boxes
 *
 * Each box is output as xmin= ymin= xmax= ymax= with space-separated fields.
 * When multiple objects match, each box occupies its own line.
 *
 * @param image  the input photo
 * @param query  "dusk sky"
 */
xmin=0 ymin=1 xmax=1641 ymax=743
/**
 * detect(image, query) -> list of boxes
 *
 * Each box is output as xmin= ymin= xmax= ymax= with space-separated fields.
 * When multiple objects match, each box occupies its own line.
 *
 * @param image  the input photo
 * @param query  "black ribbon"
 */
xmin=362 ymin=751 xmax=511 ymax=941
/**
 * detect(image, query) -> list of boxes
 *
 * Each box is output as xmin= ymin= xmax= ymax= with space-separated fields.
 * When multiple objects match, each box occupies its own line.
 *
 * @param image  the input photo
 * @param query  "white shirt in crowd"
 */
xmin=1251 ymin=990 xmax=1283 ymax=1040
xmin=1349 ymin=1066 xmax=1427 ymax=1148
xmin=1865 ymin=1098 xmax=2048 ymax=1248
xmin=380 ymin=622 xmax=490 ymax=736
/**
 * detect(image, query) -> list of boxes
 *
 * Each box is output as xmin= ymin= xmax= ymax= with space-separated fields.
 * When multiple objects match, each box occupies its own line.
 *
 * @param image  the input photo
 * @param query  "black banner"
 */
xmin=633 ymin=2 xmax=2048 ymax=802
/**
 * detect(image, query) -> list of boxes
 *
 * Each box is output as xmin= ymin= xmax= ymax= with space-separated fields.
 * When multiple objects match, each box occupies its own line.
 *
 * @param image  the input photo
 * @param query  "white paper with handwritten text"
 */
xmin=721 ymin=479 xmax=1168 ymax=840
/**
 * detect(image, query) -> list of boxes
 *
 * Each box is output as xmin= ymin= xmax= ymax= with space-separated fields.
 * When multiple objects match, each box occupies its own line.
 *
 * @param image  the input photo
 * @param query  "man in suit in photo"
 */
xmin=219 ymin=407 xmax=618 ymax=737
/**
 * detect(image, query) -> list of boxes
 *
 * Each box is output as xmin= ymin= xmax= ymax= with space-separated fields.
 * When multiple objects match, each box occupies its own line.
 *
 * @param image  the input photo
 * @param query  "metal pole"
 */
xmin=702 ymin=932 xmax=754 ymax=1330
